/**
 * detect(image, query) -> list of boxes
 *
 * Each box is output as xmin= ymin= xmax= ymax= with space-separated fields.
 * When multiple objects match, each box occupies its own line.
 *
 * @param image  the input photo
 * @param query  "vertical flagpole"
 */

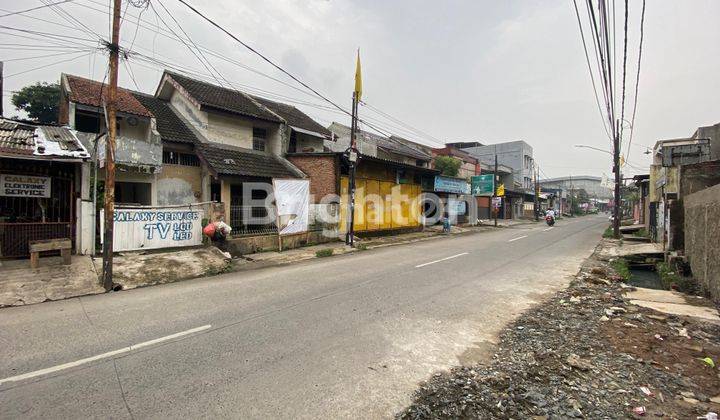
xmin=346 ymin=50 xmax=361 ymax=247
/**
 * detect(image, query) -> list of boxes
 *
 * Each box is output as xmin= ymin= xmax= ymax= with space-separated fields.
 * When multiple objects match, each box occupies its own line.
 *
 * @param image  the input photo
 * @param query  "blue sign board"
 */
xmin=434 ymin=176 xmax=470 ymax=194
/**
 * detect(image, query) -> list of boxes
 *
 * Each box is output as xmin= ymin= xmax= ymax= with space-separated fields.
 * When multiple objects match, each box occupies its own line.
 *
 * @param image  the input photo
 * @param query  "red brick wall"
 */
xmin=287 ymin=155 xmax=338 ymax=202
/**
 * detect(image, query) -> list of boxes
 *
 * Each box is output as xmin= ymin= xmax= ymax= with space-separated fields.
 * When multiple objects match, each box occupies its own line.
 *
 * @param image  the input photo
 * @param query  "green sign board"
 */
xmin=471 ymin=175 xmax=494 ymax=196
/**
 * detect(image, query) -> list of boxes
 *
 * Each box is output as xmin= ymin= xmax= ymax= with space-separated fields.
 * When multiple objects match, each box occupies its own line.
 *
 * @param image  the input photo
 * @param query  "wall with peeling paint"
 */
xmin=157 ymin=164 xmax=202 ymax=205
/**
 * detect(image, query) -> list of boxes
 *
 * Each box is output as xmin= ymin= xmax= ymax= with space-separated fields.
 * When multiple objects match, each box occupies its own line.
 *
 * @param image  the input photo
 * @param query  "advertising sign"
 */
xmin=471 ymin=175 xmax=494 ymax=196
xmin=496 ymin=183 xmax=505 ymax=197
xmin=434 ymin=175 xmax=470 ymax=194
xmin=101 ymin=206 xmax=205 ymax=251
xmin=492 ymin=197 xmax=502 ymax=209
xmin=0 ymin=174 xmax=51 ymax=198
xmin=447 ymin=199 xmax=467 ymax=216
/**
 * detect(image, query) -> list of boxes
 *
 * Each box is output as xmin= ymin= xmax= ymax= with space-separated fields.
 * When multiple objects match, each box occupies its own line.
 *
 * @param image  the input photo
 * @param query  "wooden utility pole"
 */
xmin=493 ymin=154 xmax=498 ymax=227
xmin=102 ymin=0 xmax=122 ymax=291
xmin=613 ymin=119 xmax=621 ymax=238
xmin=0 ymin=61 xmax=4 ymax=117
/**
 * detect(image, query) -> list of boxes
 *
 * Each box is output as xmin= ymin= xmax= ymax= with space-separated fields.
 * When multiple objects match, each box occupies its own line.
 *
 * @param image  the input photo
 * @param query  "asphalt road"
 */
xmin=0 ymin=215 xmax=607 ymax=419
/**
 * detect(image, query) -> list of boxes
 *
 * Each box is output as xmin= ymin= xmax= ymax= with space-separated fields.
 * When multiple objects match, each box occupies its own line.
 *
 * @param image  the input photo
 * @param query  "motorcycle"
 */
xmin=545 ymin=215 xmax=555 ymax=226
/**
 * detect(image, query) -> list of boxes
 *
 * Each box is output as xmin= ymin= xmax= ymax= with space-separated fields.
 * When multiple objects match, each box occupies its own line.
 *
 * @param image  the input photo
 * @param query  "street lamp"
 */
xmin=574 ymin=144 xmax=612 ymax=155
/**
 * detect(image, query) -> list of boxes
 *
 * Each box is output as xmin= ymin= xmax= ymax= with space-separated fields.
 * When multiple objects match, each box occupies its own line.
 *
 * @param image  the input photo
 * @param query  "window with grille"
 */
xmin=253 ymin=128 xmax=267 ymax=151
xmin=163 ymin=150 xmax=200 ymax=167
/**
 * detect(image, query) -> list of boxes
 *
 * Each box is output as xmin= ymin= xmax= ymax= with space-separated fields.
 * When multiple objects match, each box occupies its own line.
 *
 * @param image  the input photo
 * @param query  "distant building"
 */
xmin=539 ymin=176 xmax=613 ymax=200
xmin=449 ymin=140 xmax=534 ymax=191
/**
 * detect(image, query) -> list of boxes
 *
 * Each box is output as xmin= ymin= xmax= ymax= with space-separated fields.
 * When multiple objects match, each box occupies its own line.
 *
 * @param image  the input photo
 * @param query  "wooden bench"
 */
xmin=29 ymin=238 xmax=72 ymax=269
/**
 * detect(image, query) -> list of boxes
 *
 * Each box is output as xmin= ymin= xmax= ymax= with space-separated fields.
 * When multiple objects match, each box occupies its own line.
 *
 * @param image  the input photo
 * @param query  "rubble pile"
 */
xmin=399 ymin=255 xmax=720 ymax=419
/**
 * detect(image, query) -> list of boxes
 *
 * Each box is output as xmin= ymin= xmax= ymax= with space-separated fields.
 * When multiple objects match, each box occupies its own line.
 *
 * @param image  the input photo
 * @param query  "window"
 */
xmin=115 ymin=182 xmax=151 ymax=205
xmin=288 ymin=131 xmax=297 ymax=153
xmin=163 ymin=150 xmax=200 ymax=167
xmin=75 ymin=111 xmax=101 ymax=133
xmin=253 ymin=127 xmax=267 ymax=151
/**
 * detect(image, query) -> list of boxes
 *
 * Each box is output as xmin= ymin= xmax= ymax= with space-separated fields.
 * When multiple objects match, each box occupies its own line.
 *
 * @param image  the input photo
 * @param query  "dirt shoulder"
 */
xmin=398 ymin=240 xmax=720 ymax=419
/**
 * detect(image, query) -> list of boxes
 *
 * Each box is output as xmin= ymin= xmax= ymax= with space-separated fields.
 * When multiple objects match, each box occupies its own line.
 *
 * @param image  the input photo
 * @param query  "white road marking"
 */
xmin=415 ymin=252 xmax=469 ymax=268
xmin=0 ymin=324 xmax=212 ymax=386
xmin=543 ymin=227 xmax=554 ymax=231
xmin=508 ymin=235 xmax=528 ymax=242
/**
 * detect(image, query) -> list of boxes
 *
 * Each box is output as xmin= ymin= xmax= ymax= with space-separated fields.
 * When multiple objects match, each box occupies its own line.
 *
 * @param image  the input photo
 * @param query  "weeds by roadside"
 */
xmin=316 ymin=249 xmax=334 ymax=258
xmin=610 ymin=258 xmax=630 ymax=280
xmin=657 ymin=261 xmax=697 ymax=294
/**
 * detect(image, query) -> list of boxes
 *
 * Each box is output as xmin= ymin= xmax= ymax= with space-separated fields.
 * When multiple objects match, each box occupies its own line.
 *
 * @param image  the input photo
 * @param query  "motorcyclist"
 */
xmin=545 ymin=208 xmax=556 ymax=221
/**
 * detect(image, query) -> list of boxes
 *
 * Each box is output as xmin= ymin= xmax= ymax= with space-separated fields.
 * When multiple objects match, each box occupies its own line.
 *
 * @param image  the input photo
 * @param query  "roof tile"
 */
xmin=64 ymin=74 xmax=152 ymax=117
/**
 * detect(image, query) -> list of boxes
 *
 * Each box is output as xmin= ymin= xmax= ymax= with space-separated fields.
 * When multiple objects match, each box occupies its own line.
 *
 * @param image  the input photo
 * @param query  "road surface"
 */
xmin=0 ymin=215 xmax=607 ymax=419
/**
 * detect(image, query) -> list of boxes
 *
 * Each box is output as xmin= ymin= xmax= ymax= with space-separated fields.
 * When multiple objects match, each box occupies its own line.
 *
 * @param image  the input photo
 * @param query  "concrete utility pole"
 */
xmin=346 ymin=91 xmax=358 ymax=247
xmin=613 ymin=119 xmax=621 ymax=238
xmin=493 ymin=154 xmax=498 ymax=227
xmin=533 ymin=162 xmax=539 ymax=222
xmin=102 ymin=0 xmax=121 ymax=291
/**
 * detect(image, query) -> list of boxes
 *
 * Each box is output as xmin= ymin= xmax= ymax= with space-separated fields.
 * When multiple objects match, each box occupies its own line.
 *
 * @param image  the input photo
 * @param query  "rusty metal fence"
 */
xmin=229 ymin=205 xmax=278 ymax=236
xmin=0 ymin=222 xmax=73 ymax=258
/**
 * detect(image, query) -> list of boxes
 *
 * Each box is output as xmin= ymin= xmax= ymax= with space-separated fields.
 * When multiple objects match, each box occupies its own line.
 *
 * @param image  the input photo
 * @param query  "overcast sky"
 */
xmin=2 ymin=0 xmax=718 ymax=178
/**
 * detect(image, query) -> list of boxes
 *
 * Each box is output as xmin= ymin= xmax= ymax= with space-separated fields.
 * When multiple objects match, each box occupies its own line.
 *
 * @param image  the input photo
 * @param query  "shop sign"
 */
xmin=447 ymin=199 xmax=467 ymax=216
xmin=471 ymin=175 xmax=494 ymax=196
xmin=492 ymin=197 xmax=502 ymax=209
xmin=101 ymin=206 xmax=205 ymax=251
xmin=0 ymin=174 xmax=51 ymax=198
xmin=434 ymin=175 xmax=470 ymax=194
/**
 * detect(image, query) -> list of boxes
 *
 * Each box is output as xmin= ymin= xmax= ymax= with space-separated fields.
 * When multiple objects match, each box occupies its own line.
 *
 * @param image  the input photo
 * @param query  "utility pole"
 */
xmin=346 ymin=50 xmax=361 ymax=247
xmin=613 ymin=119 xmax=621 ymax=238
xmin=102 ymin=0 xmax=121 ymax=291
xmin=346 ymin=91 xmax=358 ymax=246
xmin=0 ymin=61 xmax=3 ymax=117
xmin=493 ymin=154 xmax=498 ymax=227
xmin=533 ymin=161 xmax=540 ymax=222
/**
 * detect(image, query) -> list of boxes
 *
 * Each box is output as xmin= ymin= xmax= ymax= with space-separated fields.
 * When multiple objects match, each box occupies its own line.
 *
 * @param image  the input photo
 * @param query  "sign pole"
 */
xmin=346 ymin=92 xmax=358 ymax=247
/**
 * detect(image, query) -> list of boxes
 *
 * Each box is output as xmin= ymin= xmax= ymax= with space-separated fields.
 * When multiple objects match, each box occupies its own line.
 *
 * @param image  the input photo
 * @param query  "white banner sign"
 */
xmin=101 ymin=206 xmax=205 ymax=251
xmin=273 ymin=179 xmax=310 ymax=235
xmin=0 ymin=174 xmax=51 ymax=198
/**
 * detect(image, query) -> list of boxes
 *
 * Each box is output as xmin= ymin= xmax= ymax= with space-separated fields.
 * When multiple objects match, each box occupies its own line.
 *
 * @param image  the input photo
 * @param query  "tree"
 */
xmin=434 ymin=155 xmax=461 ymax=177
xmin=11 ymin=82 xmax=60 ymax=123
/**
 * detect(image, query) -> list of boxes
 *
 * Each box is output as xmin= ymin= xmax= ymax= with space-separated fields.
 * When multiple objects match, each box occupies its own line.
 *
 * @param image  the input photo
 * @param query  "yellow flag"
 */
xmin=497 ymin=184 xmax=505 ymax=197
xmin=354 ymin=50 xmax=362 ymax=101
xmin=620 ymin=155 xmax=626 ymax=167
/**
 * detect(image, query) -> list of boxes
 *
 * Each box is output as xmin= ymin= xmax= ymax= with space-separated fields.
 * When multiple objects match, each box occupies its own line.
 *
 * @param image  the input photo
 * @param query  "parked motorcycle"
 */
xmin=545 ymin=215 xmax=555 ymax=226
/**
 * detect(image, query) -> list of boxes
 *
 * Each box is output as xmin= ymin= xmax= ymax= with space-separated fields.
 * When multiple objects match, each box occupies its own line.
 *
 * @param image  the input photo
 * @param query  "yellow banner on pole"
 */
xmin=496 ymin=183 xmax=505 ymax=196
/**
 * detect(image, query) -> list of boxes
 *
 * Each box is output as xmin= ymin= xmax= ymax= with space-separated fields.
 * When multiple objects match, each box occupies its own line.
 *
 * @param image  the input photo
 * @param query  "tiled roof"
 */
xmin=0 ymin=120 xmax=36 ymax=156
xmin=64 ymin=74 xmax=152 ymax=118
xmin=165 ymin=72 xmax=282 ymax=123
xmin=196 ymin=142 xmax=299 ymax=178
xmin=132 ymin=93 xmax=198 ymax=144
xmin=250 ymin=95 xmax=330 ymax=137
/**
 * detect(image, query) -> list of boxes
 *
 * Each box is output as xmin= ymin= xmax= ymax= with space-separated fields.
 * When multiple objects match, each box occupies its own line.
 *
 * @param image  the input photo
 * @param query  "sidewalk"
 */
xmin=0 ymin=220 xmax=529 ymax=307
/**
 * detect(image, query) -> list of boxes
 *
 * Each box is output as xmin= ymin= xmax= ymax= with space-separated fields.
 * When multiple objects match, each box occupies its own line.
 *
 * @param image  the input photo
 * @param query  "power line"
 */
xmin=619 ymin=0 xmax=629 ymax=146
xmin=626 ymin=0 xmax=646 ymax=161
xmin=571 ymin=0 xmax=612 ymax=140
xmin=0 ymin=0 xmax=75 ymax=18
xmin=4 ymin=51 xmax=95 ymax=78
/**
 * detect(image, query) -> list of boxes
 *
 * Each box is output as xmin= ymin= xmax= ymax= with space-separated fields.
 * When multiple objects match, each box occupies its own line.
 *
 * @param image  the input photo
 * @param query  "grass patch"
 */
xmin=656 ymin=261 xmax=697 ymax=293
xmin=610 ymin=258 xmax=631 ymax=281
xmin=356 ymin=243 xmax=368 ymax=251
xmin=315 ymin=248 xmax=334 ymax=258
xmin=602 ymin=227 xmax=615 ymax=238
xmin=633 ymin=228 xmax=648 ymax=238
